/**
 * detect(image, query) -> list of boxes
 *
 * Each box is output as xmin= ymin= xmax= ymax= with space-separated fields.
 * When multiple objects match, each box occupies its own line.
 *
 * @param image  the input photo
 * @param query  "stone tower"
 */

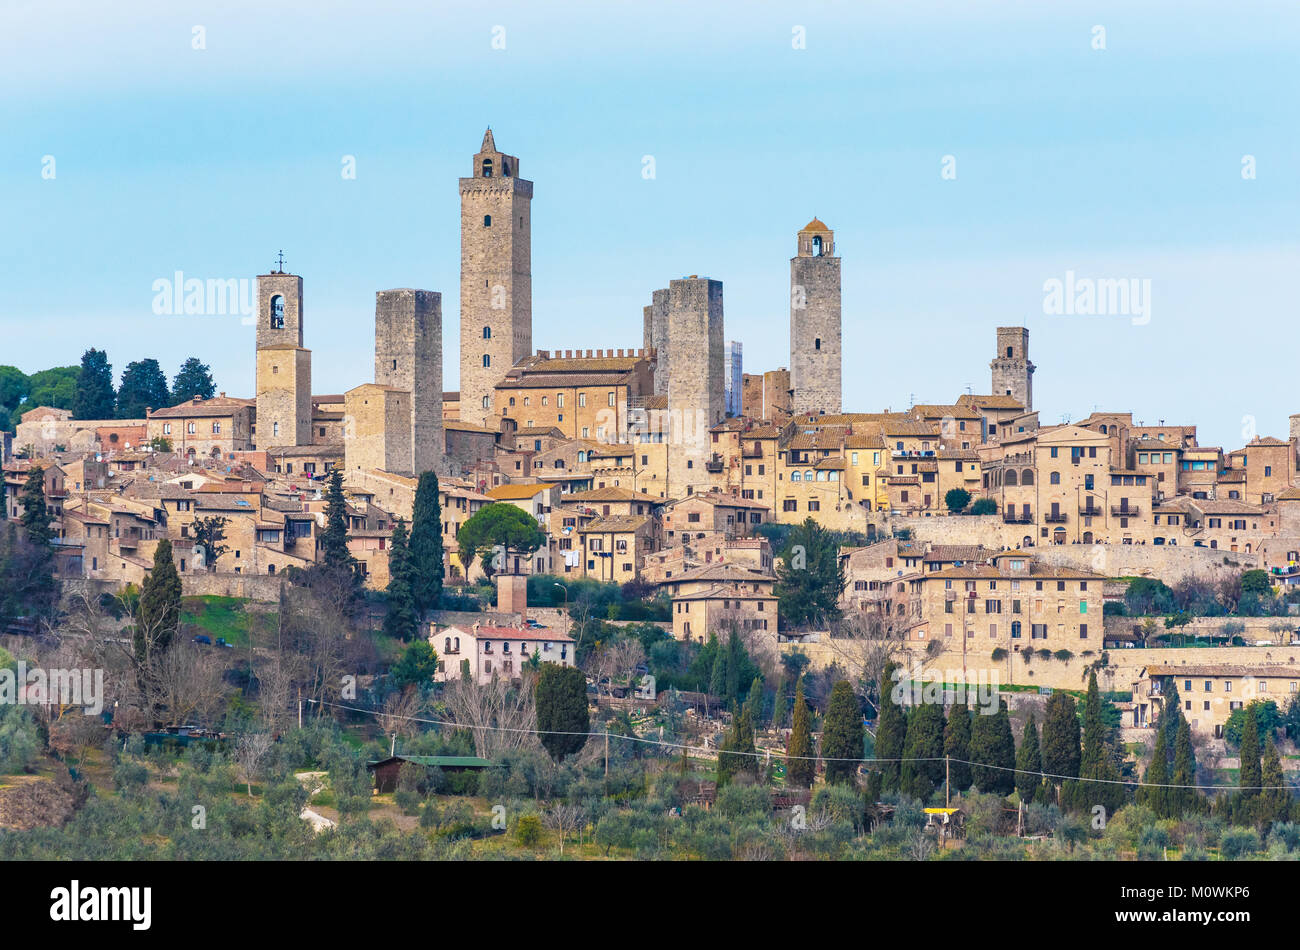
xmin=665 ymin=277 xmax=724 ymax=494
xmin=374 ymin=289 xmax=444 ymax=474
xmin=254 ymin=270 xmax=312 ymax=447
xmin=643 ymin=287 xmax=670 ymax=396
xmin=990 ymin=326 xmax=1035 ymax=409
xmin=789 ymin=218 xmax=842 ymax=415
xmin=459 ymin=128 xmax=532 ymax=427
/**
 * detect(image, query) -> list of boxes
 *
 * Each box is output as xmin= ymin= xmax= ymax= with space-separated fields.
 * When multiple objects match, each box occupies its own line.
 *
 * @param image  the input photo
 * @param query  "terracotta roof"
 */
xmin=579 ymin=515 xmax=650 ymax=533
xmin=800 ymin=217 xmax=831 ymax=233
xmin=485 ymin=483 xmax=548 ymax=500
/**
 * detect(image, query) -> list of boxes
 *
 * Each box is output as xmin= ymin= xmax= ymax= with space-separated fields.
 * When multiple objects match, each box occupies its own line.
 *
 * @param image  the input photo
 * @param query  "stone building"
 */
xmin=254 ymin=270 xmax=312 ymax=448
xmin=642 ymin=287 xmax=670 ymax=396
xmin=989 ymin=326 xmax=1034 ymax=411
xmin=146 ymin=394 xmax=254 ymax=459
xmin=789 ymin=218 xmax=842 ymax=415
xmin=459 ymin=128 xmax=532 ymax=427
xmin=374 ymin=288 xmax=443 ymax=475
xmin=343 ymin=384 xmax=412 ymax=475
xmin=493 ymin=349 xmax=653 ymax=443
xmin=664 ymin=276 xmax=725 ymax=495
xmin=741 ymin=369 xmax=792 ymax=422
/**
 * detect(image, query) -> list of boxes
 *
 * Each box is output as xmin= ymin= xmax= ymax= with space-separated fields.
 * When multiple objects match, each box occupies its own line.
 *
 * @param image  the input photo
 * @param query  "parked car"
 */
xmin=193 ymin=634 xmax=212 ymax=645
xmin=215 ymin=637 xmax=234 ymax=648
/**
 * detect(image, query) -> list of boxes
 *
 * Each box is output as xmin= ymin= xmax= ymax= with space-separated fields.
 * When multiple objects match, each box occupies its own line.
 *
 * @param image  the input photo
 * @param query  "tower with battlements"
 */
xmin=990 ymin=326 xmax=1035 ymax=410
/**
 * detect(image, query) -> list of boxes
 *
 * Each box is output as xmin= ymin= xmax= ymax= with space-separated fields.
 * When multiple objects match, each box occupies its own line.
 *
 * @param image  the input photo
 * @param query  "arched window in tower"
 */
xmin=270 ymin=295 xmax=285 ymax=329
xmin=483 ymin=214 xmax=492 ymax=227
xmin=482 ymin=326 xmax=491 ymax=339
xmin=812 ymin=235 xmax=822 ymax=256
xmin=481 ymin=395 xmax=490 ymax=409
xmin=482 ymin=354 xmax=491 ymax=368
xmin=481 ymin=158 xmax=493 ymax=178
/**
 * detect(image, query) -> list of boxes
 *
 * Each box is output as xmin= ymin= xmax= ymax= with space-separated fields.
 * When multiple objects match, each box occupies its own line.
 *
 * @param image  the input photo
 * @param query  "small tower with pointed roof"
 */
xmin=789 ymin=217 xmax=842 ymax=414
xmin=459 ymin=127 xmax=533 ymax=427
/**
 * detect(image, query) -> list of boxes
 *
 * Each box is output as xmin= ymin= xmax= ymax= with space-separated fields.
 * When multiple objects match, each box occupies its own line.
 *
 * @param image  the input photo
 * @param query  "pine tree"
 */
xmin=970 ymin=700 xmax=1016 ymax=796
xmin=901 ymin=700 xmax=946 ymax=802
xmin=409 ymin=471 xmax=444 ymax=614
xmin=944 ymin=701 xmax=973 ymax=794
xmin=72 ymin=348 xmax=115 ymax=420
xmin=870 ymin=661 xmax=906 ymax=798
xmin=821 ymin=680 xmax=863 ymax=785
xmin=1015 ymin=713 xmax=1043 ymax=805
xmin=1139 ymin=721 xmax=1170 ymax=817
xmin=170 ymin=357 xmax=216 ymax=404
xmin=136 ymin=538 xmax=181 ymax=661
xmin=785 ymin=679 xmax=814 ymax=788
xmin=383 ymin=519 xmax=418 ymax=640
xmin=1041 ymin=692 xmax=1081 ymax=806
xmin=115 ymin=358 xmax=171 ymax=419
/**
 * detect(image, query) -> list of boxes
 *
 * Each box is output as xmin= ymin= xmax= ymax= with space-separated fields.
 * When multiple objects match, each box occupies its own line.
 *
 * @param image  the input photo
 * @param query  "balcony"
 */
xmin=1003 ymin=513 xmax=1033 ymax=524
xmin=1111 ymin=505 xmax=1141 ymax=518
xmin=704 ymin=455 xmax=725 ymax=473
xmin=1079 ymin=506 xmax=1103 ymax=518
xmin=1044 ymin=512 xmax=1067 ymax=524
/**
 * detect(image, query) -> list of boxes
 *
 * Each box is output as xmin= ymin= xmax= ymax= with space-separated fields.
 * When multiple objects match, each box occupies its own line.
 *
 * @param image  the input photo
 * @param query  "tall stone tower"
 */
xmin=990 ymin=326 xmax=1035 ymax=409
xmin=643 ymin=287 xmax=670 ymax=396
xmin=665 ymin=277 xmax=724 ymax=495
xmin=374 ymin=289 xmax=444 ymax=474
xmin=254 ymin=269 xmax=312 ymax=447
xmin=459 ymin=128 xmax=532 ymax=427
xmin=789 ymin=218 xmax=841 ymax=415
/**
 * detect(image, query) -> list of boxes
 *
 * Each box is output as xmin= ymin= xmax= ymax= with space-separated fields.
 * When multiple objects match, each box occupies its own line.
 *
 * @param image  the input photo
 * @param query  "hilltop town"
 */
xmin=3 ymin=130 xmax=1300 ymax=860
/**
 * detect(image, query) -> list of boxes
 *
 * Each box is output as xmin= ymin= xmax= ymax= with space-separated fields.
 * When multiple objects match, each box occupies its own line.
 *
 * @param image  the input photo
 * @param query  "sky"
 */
xmin=1 ymin=0 xmax=1297 ymax=450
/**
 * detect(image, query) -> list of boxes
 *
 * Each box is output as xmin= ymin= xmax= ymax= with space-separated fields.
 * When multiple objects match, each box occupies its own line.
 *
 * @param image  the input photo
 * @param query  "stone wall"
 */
xmin=182 ymin=572 xmax=284 ymax=603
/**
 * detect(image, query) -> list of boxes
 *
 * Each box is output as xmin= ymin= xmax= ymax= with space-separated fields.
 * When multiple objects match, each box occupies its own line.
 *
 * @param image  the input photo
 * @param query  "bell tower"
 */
xmin=789 ymin=218 xmax=842 ymax=415
xmin=459 ymin=128 xmax=533 ymax=427
xmin=254 ymin=259 xmax=311 ymax=448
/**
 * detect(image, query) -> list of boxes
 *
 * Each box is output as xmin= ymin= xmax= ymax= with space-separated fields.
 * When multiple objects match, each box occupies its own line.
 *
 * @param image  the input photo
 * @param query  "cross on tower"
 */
xmin=274 ymin=250 xmax=285 ymax=273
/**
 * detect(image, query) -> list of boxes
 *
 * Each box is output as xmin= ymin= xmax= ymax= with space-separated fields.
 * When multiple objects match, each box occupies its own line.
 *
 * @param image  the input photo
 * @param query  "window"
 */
xmin=481 ymin=158 xmax=493 ymax=177
xmin=608 ymin=392 xmax=616 ymax=407
xmin=482 ymin=354 xmax=491 ymax=367
xmin=483 ymin=215 xmax=492 ymax=227
xmin=482 ymin=326 xmax=491 ymax=339
xmin=270 ymin=294 xmax=285 ymax=329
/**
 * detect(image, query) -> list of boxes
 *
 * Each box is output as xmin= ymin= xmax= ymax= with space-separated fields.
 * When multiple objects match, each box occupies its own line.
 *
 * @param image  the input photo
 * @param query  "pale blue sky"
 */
xmin=2 ymin=0 xmax=1297 ymax=450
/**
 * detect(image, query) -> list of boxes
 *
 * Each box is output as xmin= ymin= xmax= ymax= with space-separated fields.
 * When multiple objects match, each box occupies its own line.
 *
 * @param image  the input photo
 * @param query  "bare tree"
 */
xmin=442 ymin=675 xmax=538 ymax=759
xmin=544 ymin=803 xmax=585 ymax=855
xmin=154 ymin=642 xmax=229 ymax=727
xmin=378 ymin=686 xmax=425 ymax=741
xmin=235 ymin=732 xmax=274 ymax=797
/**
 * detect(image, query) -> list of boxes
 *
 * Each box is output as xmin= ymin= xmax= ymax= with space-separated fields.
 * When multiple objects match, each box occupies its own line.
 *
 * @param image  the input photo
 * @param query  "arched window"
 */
xmin=482 ymin=326 xmax=491 ymax=339
xmin=482 ymin=354 xmax=491 ymax=368
xmin=1011 ymin=621 xmax=1022 ymax=639
xmin=481 ymin=395 xmax=490 ymax=409
xmin=1022 ymin=469 xmax=1034 ymax=485
xmin=484 ymin=214 xmax=492 ymax=227
xmin=805 ymin=470 xmax=814 ymax=481
xmin=1099 ymin=424 xmax=1108 ymax=434
xmin=508 ymin=397 xmax=515 ymax=406
xmin=1005 ymin=470 xmax=1018 ymax=486
xmin=812 ymin=235 xmax=822 ymax=256
xmin=454 ymin=637 xmax=460 ymax=651
xmin=444 ymin=637 xmax=451 ymax=653
xmin=481 ymin=158 xmax=493 ymax=178
xmin=791 ymin=471 xmax=801 ymax=482
xmin=577 ymin=451 xmax=586 ymax=462
xmin=270 ymin=294 xmax=285 ymax=329
xmin=1050 ymin=472 xmax=1060 ymax=485
xmin=267 ymin=564 xmax=276 ymax=575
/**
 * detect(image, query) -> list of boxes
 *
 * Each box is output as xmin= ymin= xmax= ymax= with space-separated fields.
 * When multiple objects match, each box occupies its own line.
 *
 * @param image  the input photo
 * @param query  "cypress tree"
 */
xmin=15 ymin=469 xmax=57 ymax=619
xmin=725 ymin=629 xmax=744 ymax=707
xmin=409 ymin=471 xmax=444 ymax=614
xmin=785 ymin=679 xmax=814 ymax=788
xmin=19 ymin=469 xmax=53 ymax=548
xmin=320 ymin=469 xmax=357 ymax=573
xmin=901 ymin=700 xmax=946 ymax=802
xmin=1015 ymin=713 xmax=1043 ymax=805
xmin=708 ymin=645 xmax=727 ymax=703
xmin=772 ymin=676 xmax=788 ymax=729
xmin=1259 ymin=738 xmax=1288 ymax=827
xmin=1170 ymin=718 xmax=1199 ymax=817
xmin=1078 ymin=671 xmax=1125 ymax=815
xmin=821 ymin=680 xmax=863 ymax=785
xmin=1139 ymin=721 xmax=1170 ymax=817
xmin=1041 ymin=692 xmax=1081 ymax=805
xmin=970 ymin=700 xmax=1016 ymax=796
xmin=136 ymin=538 xmax=181 ymax=661
xmin=383 ymin=519 xmax=418 ymax=640
xmin=718 ymin=706 xmax=758 ymax=787
xmin=743 ymin=675 xmax=763 ymax=727
xmin=536 ymin=664 xmax=590 ymax=762
xmin=871 ymin=661 xmax=907 ymax=798
xmin=943 ymin=701 xmax=973 ymax=794
xmin=1238 ymin=702 xmax=1262 ymax=823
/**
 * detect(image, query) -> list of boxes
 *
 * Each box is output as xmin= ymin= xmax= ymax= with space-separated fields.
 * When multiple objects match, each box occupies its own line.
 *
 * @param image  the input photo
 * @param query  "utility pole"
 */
xmin=604 ymin=730 xmax=609 ymax=777
xmin=297 ymin=687 xmax=302 ymax=729
xmin=945 ymin=755 xmax=951 ymax=807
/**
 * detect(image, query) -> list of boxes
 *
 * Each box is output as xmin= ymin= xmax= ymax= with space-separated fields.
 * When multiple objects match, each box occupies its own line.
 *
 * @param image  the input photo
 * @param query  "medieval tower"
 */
xmin=990 ymin=326 xmax=1035 ymax=409
xmin=374 ymin=288 xmax=444 ymax=474
xmin=643 ymin=287 xmax=670 ymax=396
xmin=664 ymin=276 xmax=724 ymax=494
xmin=789 ymin=218 xmax=842 ymax=415
xmin=254 ymin=268 xmax=312 ymax=447
xmin=459 ymin=128 xmax=532 ymax=427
